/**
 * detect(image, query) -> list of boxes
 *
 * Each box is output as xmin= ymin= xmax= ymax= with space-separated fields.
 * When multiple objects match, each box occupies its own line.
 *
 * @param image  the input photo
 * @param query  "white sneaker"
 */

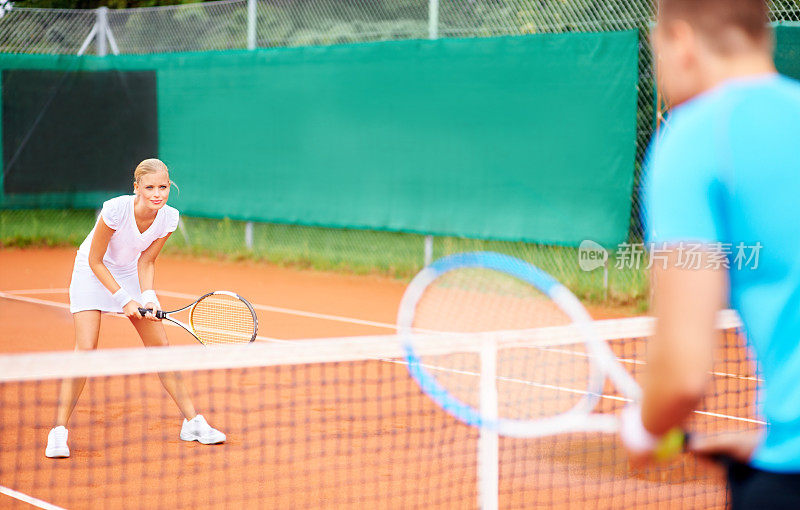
xmin=180 ymin=414 xmax=226 ymax=445
xmin=45 ymin=426 xmax=70 ymax=458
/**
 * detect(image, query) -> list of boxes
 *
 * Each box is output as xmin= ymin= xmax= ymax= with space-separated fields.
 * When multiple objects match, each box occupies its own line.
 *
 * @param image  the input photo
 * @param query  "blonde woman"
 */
xmin=45 ymin=159 xmax=224 ymax=458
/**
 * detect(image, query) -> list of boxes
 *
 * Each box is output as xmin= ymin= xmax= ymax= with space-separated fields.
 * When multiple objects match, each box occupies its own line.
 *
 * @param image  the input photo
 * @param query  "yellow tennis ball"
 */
xmin=654 ymin=428 xmax=686 ymax=462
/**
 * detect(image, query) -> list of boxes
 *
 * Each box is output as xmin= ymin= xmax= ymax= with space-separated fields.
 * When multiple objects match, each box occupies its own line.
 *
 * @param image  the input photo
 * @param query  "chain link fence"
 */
xmin=1 ymin=0 xmax=799 ymax=306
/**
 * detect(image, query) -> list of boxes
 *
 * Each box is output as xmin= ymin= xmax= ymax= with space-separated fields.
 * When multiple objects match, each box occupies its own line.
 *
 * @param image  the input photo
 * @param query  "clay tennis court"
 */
xmin=0 ymin=247 xmax=759 ymax=509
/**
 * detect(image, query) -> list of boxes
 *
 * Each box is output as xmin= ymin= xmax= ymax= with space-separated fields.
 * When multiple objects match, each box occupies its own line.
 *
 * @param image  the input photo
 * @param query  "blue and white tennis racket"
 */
xmin=398 ymin=251 xmax=644 ymax=439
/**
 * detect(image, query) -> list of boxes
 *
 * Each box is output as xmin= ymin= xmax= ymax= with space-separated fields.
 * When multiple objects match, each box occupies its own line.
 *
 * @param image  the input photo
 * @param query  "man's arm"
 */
xmin=642 ymin=248 xmax=727 ymax=435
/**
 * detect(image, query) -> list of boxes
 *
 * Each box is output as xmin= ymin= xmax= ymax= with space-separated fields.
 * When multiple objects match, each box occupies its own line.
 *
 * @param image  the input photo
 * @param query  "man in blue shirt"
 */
xmin=621 ymin=0 xmax=800 ymax=507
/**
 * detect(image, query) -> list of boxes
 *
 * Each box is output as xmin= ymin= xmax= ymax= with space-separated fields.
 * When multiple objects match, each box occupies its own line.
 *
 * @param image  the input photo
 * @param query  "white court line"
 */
xmin=1 ymin=288 xmax=747 ymax=343
xmin=159 ymin=290 xmax=399 ymax=330
xmin=3 ymin=288 xmax=399 ymax=331
xmin=545 ymin=347 xmax=763 ymax=384
xmin=0 ymin=292 xmax=70 ymax=311
xmin=695 ymin=410 xmax=765 ymax=425
xmin=417 ymin=360 xmax=766 ymax=425
xmin=2 ymin=288 xmax=758 ymax=383
xmin=0 ymin=291 xmax=283 ymax=344
xmin=0 ymin=485 xmax=66 ymax=510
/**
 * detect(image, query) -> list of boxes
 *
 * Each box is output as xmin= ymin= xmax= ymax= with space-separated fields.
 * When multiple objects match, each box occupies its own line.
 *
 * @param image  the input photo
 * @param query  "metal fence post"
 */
xmin=96 ymin=6 xmax=108 ymax=56
xmin=424 ymin=235 xmax=434 ymax=266
xmin=247 ymin=0 xmax=257 ymax=50
xmin=178 ymin=218 xmax=190 ymax=244
xmin=428 ymin=0 xmax=439 ymax=40
xmin=77 ymin=6 xmax=118 ymax=56
xmin=245 ymin=221 xmax=254 ymax=249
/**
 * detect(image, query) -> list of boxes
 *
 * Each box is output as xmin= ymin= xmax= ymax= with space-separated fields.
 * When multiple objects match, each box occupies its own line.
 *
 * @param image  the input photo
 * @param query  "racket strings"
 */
xmin=410 ymin=267 xmax=594 ymax=422
xmin=190 ymin=294 xmax=256 ymax=345
xmin=414 ymin=268 xmax=570 ymax=333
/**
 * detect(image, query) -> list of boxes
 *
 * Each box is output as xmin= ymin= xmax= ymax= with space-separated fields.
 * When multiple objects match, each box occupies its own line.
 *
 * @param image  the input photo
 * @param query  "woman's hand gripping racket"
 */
xmin=398 ymin=252 xmax=685 ymax=460
xmin=139 ymin=291 xmax=258 ymax=346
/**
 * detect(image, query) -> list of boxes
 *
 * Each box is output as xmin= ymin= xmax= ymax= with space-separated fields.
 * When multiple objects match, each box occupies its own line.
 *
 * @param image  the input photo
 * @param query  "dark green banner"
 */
xmin=1 ymin=31 xmax=640 ymax=246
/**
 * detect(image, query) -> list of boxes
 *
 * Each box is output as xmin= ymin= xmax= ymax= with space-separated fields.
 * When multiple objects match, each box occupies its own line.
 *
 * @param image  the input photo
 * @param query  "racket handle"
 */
xmin=138 ymin=308 xmax=166 ymax=319
xmin=681 ymin=432 xmax=736 ymax=467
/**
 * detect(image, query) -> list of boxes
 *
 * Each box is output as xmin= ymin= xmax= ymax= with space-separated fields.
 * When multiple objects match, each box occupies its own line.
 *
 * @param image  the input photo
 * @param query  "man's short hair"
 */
xmin=659 ymin=0 xmax=771 ymax=53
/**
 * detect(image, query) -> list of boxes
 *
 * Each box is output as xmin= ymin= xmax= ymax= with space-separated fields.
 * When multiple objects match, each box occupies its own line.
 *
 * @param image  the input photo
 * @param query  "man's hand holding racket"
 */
xmin=688 ymin=430 xmax=762 ymax=465
xmin=621 ymin=404 xmax=686 ymax=468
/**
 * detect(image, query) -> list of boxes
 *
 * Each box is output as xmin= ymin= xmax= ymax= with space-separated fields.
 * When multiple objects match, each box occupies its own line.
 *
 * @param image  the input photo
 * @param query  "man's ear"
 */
xmin=669 ymin=19 xmax=699 ymax=70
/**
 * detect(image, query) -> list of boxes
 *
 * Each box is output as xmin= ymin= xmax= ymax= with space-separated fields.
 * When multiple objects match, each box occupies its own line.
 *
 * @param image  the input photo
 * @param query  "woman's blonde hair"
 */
xmin=133 ymin=158 xmax=178 ymax=192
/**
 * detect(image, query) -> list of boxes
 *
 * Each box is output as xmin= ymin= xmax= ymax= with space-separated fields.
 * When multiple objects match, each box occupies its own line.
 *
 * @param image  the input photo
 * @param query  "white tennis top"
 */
xmin=77 ymin=195 xmax=179 ymax=274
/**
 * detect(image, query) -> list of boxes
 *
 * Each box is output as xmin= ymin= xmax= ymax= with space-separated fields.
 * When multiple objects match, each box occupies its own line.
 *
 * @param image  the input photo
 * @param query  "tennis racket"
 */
xmin=398 ymin=251 xmax=683 ymax=453
xmin=139 ymin=290 xmax=258 ymax=346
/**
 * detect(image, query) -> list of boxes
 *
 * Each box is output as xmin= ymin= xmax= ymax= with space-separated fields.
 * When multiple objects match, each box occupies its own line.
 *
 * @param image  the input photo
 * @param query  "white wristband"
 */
xmin=620 ymin=404 xmax=660 ymax=453
xmin=140 ymin=290 xmax=159 ymax=308
xmin=112 ymin=288 xmax=133 ymax=309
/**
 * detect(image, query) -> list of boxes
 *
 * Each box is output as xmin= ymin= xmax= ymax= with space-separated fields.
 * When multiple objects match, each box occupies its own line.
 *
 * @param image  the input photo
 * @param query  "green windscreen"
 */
xmin=0 ymin=31 xmax=640 ymax=246
xmin=776 ymin=23 xmax=800 ymax=79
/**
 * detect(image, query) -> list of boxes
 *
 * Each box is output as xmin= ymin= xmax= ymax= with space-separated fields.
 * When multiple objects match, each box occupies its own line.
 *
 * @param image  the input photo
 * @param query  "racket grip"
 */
xmin=138 ymin=308 xmax=166 ymax=319
xmin=681 ymin=432 xmax=736 ymax=467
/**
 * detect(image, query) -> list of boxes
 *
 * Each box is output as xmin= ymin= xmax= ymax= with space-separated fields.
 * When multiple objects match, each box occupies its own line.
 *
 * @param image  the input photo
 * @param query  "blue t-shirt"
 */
xmin=644 ymin=74 xmax=800 ymax=472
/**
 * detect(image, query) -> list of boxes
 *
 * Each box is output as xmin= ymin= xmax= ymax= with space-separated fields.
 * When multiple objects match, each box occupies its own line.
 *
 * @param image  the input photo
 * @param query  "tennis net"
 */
xmin=0 ymin=313 xmax=760 ymax=509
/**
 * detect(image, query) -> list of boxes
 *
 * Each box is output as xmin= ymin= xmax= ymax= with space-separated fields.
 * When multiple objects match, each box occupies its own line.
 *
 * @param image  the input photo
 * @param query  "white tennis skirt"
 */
xmin=69 ymin=254 xmax=143 ymax=314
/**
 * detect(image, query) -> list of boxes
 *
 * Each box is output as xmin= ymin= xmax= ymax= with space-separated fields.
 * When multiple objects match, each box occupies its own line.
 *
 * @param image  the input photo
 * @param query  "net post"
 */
xmin=247 ymin=0 xmax=257 ymax=50
xmin=478 ymin=337 xmax=499 ymax=510
xmin=245 ymin=221 xmax=254 ymax=249
xmin=428 ymin=0 xmax=439 ymax=40
xmin=424 ymin=235 xmax=434 ymax=266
